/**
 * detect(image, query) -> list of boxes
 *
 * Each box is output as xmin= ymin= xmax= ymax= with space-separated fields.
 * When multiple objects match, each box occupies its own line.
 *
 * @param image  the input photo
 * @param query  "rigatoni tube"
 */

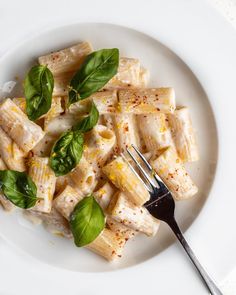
xmin=103 ymin=57 xmax=141 ymax=89
xmin=53 ymin=71 xmax=74 ymax=97
xmin=151 ymin=147 xmax=198 ymax=200
xmin=93 ymin=182 xmax=116 ymax=210
xmin=112 ymin=114 xmax=141 ymax=153
xmin=102 ymin=156 xmax=150 ymax=206
xmin=93 ymin=183 xmax=136 ymax=241
xmin=86 ymin=228 xmax=126 ymax=261
xmin=137 ymin=113 xmax=174 ymax=156
xmin=69 ymin=90 xmax=118 ymax=115
xmin=0 ymin=127 xmax=25 ymax=171
xmin=106 ymin=216 xmax=137 ymax=240
xmin=38 ymin=41 xmax=93 ymax=75
xmin=0 ymin=156 xmax=15 ymax=212
xmin=28 ymin=156 xmax=56 ymax=213
xmin=118 ymin=88 xmax=176 ymax=114
xmin=107 ymin=192 xmax=160 ymax=237
xmin=53 ymin=185 xmax=83 ymax=220
xmin=84 ymin=125 xmax=116 ymax=175
xmin=168 ymin=107 xmax=199 ymax=162
xmin=44 ymin=97 xmax=64 ymax=132
xmin=0 ymin=99 xmax=45 ymax=153
xmin=69 ymin=156 xmax=97 ymax=194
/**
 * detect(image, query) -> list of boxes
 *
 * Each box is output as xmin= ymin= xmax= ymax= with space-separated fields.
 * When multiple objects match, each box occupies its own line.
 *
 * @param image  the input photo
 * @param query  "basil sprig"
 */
xmin=70 ymin=195 xmax=105 ymax=247
xmin=73 ymin=101 xmax=99 ymax=133
xmin=50 ymin=101 xmax=99 ymax=176
xmin=69 ymin=48 xmax=119 ymax=105
xmin=50 ymin=130 xmax=84 ymax=177
xmin=24 ymin=65 xmax=54 ymax=121
xmin=0 ymin=170 xmax=37 ymax=209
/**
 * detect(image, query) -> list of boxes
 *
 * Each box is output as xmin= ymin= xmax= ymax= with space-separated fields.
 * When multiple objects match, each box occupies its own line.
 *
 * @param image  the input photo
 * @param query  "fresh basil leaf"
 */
xmin=73 ymin=101 xmax=99 ymax=132
xmin=0 ymin=170 xmax=37 ymax=209
xmin=50 ymin=130 xmax=84 ymax=176
xmin=70 ymin=195 xmax=105 ymax=247
xmin=69 ymin=48 xmax=119 ymax=105
xmin=24 ymin=65 xmax=54 ymax=121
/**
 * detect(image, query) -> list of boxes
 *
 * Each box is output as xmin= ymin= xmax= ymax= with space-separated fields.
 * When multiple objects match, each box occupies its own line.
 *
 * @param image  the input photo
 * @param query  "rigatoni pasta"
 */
xmin=102 ymin=156 xmax=150 ymax=206
xmin=107 ymin=192 xmax=160 ymax=236
xmin=0 ymin=157 xmax=15 ymax=212
xmin=69 ymin=90 xmax=118 ymax=115
xmin=93 ymin=183 xmax=137 ymax=241
xmin=0 ymin=99 xmax=45 ymax=153
xmin=118 ymin=88 xmax=176 ymax=114
xmin=86 ymin=228 xmax=126 ymax=261
xmin=151 ymin=147 xmax=198 ymax=200
xmin=44 ymin=97 xmax=64 ymax=132
xmin=106 ymin=216 xmax=137 ymax=240
xmin=54 ymin=185 xmax=83 ymax=219
xmin=137 ymin=113 xmax=174 ymax=156
xmin=38 ymin=41 xmax=93 ymax=75
xmin=112 ymin=113 xmax=141 ymax=153
xmin=69 ymin=156 xmax=97 ymax=194
xmin=28 ymin=156 xmax=56 ymax=213
xmin=168 ymin=107 xmax=199 ymax=162
xmin=53 ymin=71 xmax=74 ymax=97
xmin=84 ymin=125 xmax=116 ymax=174
xmin=104 ymin=57 xmax=142 ymax=89
xmin=0 ymin=127 xmax=26 ymax=171
xmin=93 ymin=182 xmax=116 ymax=210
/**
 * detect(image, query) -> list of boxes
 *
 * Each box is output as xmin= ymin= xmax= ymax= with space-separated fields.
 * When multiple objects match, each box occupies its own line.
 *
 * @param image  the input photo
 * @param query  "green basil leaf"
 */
xmin=50 ymin=130 xmax=84 ymax=176
xmin=73 ymin=101 xmax=99 ymax=132
xmin=69 ymin=48 xmax=119 ymax=105
xmin=69 ymin=195 xmax=105 ymax=247
xmin=0 ymin=170 xmax=37 ymax=209
xmin=24 ymin=65 xmax=54 ymax=121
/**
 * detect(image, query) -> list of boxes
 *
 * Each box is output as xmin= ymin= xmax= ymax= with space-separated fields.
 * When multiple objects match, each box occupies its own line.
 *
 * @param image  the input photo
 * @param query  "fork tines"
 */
xmin=123 ymin=144 xmax=168 ymax=193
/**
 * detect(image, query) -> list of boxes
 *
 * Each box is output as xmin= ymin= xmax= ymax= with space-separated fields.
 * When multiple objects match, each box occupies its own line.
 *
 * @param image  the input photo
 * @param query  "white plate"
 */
xmin=0 ymin=1 xmax=236 ymax=294
xmin=0 ymin=22 xmax=218 ymax=272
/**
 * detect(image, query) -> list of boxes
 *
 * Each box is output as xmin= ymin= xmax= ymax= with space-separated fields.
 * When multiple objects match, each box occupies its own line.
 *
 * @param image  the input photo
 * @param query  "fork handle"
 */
xmin=167 ymin=218 xmax=223 ymax=295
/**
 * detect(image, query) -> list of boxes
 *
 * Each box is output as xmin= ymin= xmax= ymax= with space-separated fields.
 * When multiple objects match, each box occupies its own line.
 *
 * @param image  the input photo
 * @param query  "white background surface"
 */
xmin=0 ymin=0 xmax=236 ymax=294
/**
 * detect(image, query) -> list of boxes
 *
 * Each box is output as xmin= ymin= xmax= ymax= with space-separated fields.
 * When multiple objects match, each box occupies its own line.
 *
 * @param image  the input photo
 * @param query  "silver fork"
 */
xmin=125 ymin=144 xmax=222 ymax=295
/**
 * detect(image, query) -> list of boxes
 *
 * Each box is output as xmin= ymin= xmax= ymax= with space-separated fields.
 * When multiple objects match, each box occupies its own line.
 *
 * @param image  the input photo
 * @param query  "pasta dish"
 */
xmin=0 ymin=41 xmax=199 ymax=261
